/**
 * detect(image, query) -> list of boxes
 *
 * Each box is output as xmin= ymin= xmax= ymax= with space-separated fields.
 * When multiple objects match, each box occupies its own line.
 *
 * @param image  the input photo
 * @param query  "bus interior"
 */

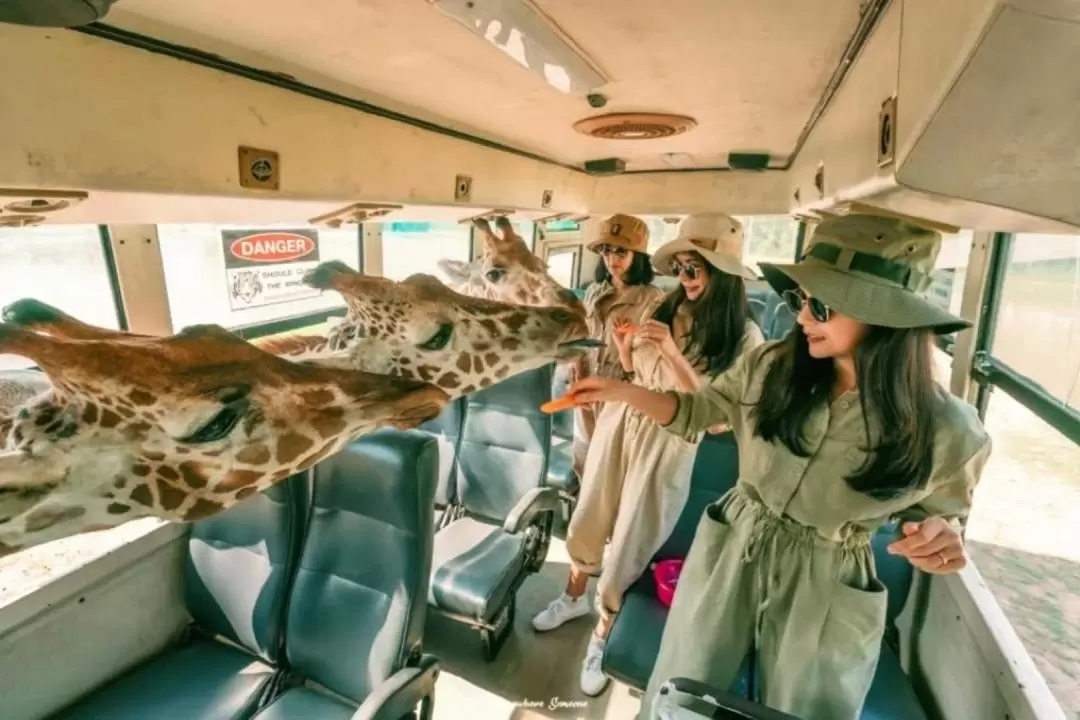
xmin=1 ymin=1 xmax=1078 ymax=719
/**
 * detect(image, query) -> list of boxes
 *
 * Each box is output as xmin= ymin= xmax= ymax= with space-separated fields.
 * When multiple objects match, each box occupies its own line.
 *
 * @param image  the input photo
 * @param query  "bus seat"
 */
xmin=419 ymin=397 xmax=465 ymax=528
xmin=746 ymin=285 xmax=772 ymax=328
xmin=550 ymin=360 xmax=575 ymax=441
xmin=427 ymin=365 xmax=561 ymax=660
xmin=54 ymin=473 xmax=311 ymax=720
xmin=547 ymin=435 xmax=579 ymax=523
xmin=251 ymin=429 xmax=440 ymax=719
xmin=766 ymin=303 xmax=797 ymax=340
xmin=603 ymin=432 xmax=753 ymax=697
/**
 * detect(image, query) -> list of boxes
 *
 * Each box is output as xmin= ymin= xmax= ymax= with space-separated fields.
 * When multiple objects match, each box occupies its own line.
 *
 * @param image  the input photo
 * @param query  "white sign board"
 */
xmin=222 ymin=229 xmax=323 ymax=310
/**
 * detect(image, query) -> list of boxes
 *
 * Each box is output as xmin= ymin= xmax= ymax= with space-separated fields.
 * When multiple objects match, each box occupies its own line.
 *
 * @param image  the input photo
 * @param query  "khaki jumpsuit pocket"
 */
xmin=788 ymin=574 xmax=887 ymax=720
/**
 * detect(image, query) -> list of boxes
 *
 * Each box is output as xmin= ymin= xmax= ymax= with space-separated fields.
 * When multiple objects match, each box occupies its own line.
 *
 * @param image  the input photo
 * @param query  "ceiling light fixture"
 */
xmin=428 ymin=0 xmax=608 ymax=94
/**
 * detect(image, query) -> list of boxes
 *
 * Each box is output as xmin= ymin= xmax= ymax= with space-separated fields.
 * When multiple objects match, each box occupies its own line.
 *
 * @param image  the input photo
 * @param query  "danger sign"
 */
xmin=221 ymin=228 xmax=323 ymax=310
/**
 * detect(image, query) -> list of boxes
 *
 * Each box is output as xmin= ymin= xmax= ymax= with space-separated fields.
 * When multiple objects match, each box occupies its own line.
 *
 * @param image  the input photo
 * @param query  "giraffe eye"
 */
xmin=485 ymin=267 xmax=506 ymax=283
xmin=177 ymin=401 xmax=247 ymax=444
xmin=419 ymin=323 xmax=454 ymax=351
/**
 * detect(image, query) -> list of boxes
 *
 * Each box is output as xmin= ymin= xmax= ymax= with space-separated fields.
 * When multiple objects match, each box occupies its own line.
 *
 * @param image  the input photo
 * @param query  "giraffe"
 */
xmin=1 ymin=266 xmax=597 ymax=402
xmin=0 ymin=321 xmax=450 ymax=558
xmin=437 ymin=216 xmax=585 ymax=313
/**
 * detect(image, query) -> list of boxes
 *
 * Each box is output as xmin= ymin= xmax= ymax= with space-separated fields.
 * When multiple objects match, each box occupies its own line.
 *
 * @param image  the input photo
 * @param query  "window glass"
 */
xmin=381 ymin=221 xmax=471 ymax=281
xmin=991 ymin=233 xmax=1080 ymax=409
xmin=967 ymin=390 xmax=1080 ymax=714
xmin=0 ymin=225 xmax=120 ymax=371
xmin=158 ymin=224 xmax=359 ymax=331
xmin=546 ymin=247 xmax=579 ymax=289
xmin=511 ymin=220 xmax=536 ymax=252
xmin=736 ymin=215 xmax=801 ymax=275
xmin=644 ymin=217 xmax=681 ymax=255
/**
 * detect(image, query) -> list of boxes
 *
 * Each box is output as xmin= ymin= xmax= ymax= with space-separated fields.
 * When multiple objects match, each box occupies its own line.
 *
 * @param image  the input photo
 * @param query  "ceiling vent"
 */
xmin=573 ymin=113 xmax=697 ymax=140
xmin=0 ymin=0 xmax=119 ymax=27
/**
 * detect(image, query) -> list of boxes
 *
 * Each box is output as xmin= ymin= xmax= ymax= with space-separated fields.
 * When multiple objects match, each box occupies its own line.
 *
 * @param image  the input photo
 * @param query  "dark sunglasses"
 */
xmin=669 ymin=260 xmax=703 ymax=280
xmin=596 ymin=244 xmax=629 ymax=257
xmin=782 ymin=289 xmax=831 ymax=323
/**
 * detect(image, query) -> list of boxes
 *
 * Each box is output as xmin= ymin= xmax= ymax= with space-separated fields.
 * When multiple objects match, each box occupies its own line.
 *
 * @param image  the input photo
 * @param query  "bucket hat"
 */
xmin=651 ymin=213 xmax=756 ymax=280
xmin=587 ymin=213 xmax=649 ymax=254
xmin=758 ymin=214 xmax=969 ymax=335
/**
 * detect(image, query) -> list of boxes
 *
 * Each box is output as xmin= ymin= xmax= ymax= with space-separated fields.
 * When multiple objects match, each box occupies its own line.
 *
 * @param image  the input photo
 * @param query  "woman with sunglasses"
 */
xmin=570 ymin=214 xmax=666 ymax=477
xmin=533 ymin=213 xmax=764 ymax=697
xmin=568 ymin=214 xmax=992 ymax=720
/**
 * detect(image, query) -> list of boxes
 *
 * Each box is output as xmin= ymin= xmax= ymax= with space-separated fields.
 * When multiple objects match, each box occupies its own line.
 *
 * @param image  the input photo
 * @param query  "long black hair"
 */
xmin=594 ymin=250 xmax=655 ymax=286
xmin=749 ymin=326 xmax=943 ymax=499
xmin=651 ymin=255 xmax=752 ymax=376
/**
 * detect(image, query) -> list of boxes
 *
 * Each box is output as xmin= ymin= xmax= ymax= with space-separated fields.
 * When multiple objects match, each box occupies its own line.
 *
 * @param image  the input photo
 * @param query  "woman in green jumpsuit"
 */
xmin=568 ymin=214 xmax=992 ymax=720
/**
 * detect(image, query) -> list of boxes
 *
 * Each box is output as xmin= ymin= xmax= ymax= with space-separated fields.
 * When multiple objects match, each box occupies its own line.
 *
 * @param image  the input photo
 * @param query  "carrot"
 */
xmin=613 ymin=320 xmax=639 ymax=336
xmin=540 ymin=394 xmax=580 ymax=414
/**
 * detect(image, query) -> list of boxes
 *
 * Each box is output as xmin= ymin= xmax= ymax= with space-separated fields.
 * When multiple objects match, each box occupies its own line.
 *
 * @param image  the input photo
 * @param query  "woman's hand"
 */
xmin=886 ymin=517 xmax=967 ymax=574
xmin=637 ymin=319 xmax=680 ymax=358
xmin=569 ymin=376 xmax=634 ymax=406
xmin=706 ymin=423 xmax=729 ymax=435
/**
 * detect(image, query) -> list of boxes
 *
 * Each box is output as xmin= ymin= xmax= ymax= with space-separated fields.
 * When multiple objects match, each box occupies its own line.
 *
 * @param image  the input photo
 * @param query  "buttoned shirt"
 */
xmin=662 ymin=340 xmax=992 ymax=540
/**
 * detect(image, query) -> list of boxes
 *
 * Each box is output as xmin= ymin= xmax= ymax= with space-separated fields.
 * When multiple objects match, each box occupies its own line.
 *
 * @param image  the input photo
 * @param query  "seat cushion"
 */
xmin=603 ymin=578 xmax=751 ymax=697
xmin=55 ymin=639 xmax=274 ymax=720
xmin=429 ymin=516 xmax=527 ymax=621
xmin=253 ymin=687 xmax=355 ymax=720
xmin=861 ymin=644 xmax=927 ymax=720
xmin=546 ymin=437 xmax=578 ymax=493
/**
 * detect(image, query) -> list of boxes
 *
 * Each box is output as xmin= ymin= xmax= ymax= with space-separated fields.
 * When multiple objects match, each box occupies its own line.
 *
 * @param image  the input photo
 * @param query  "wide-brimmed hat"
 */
xmin=651 ymin=213 xmax=756 ymax=280
xmin=587 ymin=213 xmax=649 ymax=254
xmin=758 ymin=214 xmax=969 ymax=335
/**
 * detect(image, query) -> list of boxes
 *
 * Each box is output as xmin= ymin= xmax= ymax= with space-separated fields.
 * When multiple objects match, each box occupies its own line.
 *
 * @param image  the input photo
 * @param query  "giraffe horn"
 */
xmin=2 ymin=298 xmax=131 ymax=341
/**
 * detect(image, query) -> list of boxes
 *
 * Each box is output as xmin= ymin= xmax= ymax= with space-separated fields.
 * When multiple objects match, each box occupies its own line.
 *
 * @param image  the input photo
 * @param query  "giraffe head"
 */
xmin=0 ymin=321 xmax=448 ymax=555
xmin=296 ymin=261 xmax=597 ymax=396
xmin=437 ymin=217 xmax=585 ymax=312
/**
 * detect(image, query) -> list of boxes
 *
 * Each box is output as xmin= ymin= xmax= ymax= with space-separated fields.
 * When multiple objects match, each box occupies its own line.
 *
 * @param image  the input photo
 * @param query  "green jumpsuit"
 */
xmin=640 ymin=340 xmax=992 ymax=720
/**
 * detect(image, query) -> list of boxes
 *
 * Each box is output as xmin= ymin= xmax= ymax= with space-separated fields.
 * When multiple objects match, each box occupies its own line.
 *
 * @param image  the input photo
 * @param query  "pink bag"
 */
xmin=652 ymin=558 xmax=684 ymax=608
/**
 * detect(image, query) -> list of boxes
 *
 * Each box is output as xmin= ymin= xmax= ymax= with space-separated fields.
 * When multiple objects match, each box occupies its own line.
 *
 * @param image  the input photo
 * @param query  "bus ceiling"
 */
xmin=1 ymin=0 xmax=1079 ymax=233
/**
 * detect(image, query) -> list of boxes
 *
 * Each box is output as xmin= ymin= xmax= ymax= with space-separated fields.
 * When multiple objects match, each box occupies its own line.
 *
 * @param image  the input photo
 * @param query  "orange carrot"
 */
xmin=613 ymin=320 xmax=639 ymax=336
xmin=540 ymin=394 xmax=580 ymax=414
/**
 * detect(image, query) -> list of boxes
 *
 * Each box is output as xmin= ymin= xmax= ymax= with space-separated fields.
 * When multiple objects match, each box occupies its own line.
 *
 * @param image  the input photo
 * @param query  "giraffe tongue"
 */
xmin=558 ymin=338 xmax=604 ymax=349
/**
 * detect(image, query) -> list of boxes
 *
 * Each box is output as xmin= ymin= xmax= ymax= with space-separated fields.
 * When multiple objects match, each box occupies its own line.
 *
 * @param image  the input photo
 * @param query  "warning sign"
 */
xmin=222 ymin=229 xmax=323 ymax=310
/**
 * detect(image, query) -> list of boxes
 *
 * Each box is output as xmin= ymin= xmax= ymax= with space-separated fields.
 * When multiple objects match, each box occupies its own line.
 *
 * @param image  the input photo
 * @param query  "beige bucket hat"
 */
xmin=587 ymin=213 xmax=650 ymax=254
xmin=651 ymin=213 xmax=756 ymax=280
xmin=758 ymin=214 xmax=970 ymax=335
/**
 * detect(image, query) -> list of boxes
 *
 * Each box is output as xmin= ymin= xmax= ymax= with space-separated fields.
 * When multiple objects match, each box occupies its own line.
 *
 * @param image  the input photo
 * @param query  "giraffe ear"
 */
xmin=435 ymin=259 xmax=472 ymax=285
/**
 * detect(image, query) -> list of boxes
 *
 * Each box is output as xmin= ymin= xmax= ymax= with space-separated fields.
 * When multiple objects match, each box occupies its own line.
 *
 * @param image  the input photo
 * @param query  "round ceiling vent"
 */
xmin=572 ymin=112 xmax=697 ymax=140
xmin=4 ymin=197 xmax=74 ymax=214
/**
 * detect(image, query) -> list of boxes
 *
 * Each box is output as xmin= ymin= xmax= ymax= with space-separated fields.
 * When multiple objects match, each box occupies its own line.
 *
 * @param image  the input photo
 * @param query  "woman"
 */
xmin=571 ymin=213 xmax=665 ymax=477
xmin=533 ymin=213 xmax=764 ymax=697
xmin=569 ymin=214 xmax=992 ymax=720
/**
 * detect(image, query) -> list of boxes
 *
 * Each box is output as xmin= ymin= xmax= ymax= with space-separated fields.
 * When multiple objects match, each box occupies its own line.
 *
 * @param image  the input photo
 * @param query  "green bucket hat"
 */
xmin=758 ymin=214 xmax=970 ymax=335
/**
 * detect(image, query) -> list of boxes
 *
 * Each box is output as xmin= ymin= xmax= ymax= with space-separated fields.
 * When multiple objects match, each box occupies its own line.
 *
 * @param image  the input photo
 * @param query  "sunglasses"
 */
xmin=596 ymin=244 xmax=629 ymax=257
xmin=669 ymin=260 xmax=704 ymax=280
xmin=782 ymin=289 xmax=831 ymax=323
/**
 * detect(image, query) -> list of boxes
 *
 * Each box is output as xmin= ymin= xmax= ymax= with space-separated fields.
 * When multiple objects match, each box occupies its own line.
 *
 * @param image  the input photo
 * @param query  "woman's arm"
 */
xmin=571 ymin=345 xmax=757 ymax=436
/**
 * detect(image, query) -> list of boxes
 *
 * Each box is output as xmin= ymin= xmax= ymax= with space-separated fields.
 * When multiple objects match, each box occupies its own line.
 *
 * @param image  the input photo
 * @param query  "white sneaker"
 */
xmin=580 ymin=634 xmax=610 ymax=696
xmin=531 ymin=592 xmax=591 ymax=632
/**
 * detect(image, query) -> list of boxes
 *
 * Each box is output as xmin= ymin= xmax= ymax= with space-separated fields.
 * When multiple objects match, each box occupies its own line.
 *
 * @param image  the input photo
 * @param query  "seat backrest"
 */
xmin=767 ymin=302 xmax=796 ymax=340
xmin=871 ymin=523 xmax=914 ymax=628
xmin=283 ymin=429 xmax=438 ymax=703
xmin=550 ymin=361 xmax=574 ymax=441
xmin=455 ymin=364 xmax=554 ymax=523
xmin=418 ymin=396 xmax=465 ymax=508
xmin=654 ymin=432 xmax=740 ymax=560
xmin=183 ymin=472 xmax=310 ymax=664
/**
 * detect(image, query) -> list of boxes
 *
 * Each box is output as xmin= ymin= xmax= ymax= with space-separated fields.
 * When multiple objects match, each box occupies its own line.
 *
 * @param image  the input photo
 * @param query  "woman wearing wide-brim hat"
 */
xmin=568 ymin=213 xmax=992 ymax=719
xmin=533 ymin=213 xmax=764 ymax=698
xmin=569 ymin=213 xmax=665 ymax=479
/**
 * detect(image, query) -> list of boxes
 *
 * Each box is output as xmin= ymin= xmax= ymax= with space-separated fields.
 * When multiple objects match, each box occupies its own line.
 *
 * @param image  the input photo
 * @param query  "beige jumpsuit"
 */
xmin=572 ymin=282 xmax=665 ymax=476
xmin=640 ymin=340 xmax=992 ymax=720
xmin=566 ymin=308 xmax=765 ymax=622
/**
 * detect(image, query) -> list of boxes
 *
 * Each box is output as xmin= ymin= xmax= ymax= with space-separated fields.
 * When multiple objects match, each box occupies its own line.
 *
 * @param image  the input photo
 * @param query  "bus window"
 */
xmin=966 ymin=231 xmax=1080 ymax=714
xmin=157 ymin=223 xmax=360 ymax=331
xmin=0 ymin=225 xmax=120 ymax=371
xmin=381 ymin=221 xmax=470 ymax=281
xmin=925 ymin=229 xmax=974 ymax=382
xmin=546 ymin=246 xmax=580 ymax=289
xmin=737 ymin=215 xmax=801 ymax=276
